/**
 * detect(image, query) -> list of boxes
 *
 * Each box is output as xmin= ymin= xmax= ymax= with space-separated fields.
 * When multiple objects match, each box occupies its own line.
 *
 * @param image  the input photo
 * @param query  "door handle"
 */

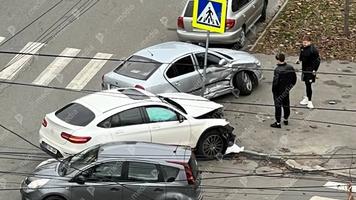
xmin=151 ymin=125 xmax=160 ymax=129
xmin=110 ymin=187 xmax=121 ymax=191
xmin=154 ymin=188 xmax=164 ymax=192
xmin=174 ymin=81 xmax=181 ymax=86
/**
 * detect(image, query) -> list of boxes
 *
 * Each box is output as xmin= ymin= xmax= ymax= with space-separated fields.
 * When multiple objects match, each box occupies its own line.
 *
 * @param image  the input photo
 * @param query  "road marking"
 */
xmin=66 ymin=53 xmax=113 ymax=90
xmin=310 ymin=196 xmax=339 ymax=200
xmin=0 ymin=36 xmax=5 ymax=44
xmin=323 ymin=181 xmax=355 ymax=192
xmin=0 ymin=42 xmax=45 ymax=80
xmin=33 ymin=48 xmax=81 ymax=85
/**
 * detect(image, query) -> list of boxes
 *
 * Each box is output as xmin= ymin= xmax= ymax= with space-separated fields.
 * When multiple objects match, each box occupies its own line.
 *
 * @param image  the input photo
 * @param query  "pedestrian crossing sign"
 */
xmin=192 ymin=0 xmax=227 ymax=33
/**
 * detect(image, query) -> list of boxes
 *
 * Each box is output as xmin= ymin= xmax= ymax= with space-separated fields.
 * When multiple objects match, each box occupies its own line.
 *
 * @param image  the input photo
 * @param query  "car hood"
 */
xmin=159 ymin=93 xmax=223 ymax=117
xmin=211 ymin=48 xmax=260 ymax=64
xmin=32 ymin=159 xmax=60 ymax=178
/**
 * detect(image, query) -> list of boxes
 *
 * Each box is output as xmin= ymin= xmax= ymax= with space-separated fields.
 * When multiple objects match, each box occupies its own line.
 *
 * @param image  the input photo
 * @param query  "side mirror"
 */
xmin=74 ymin=175 xmax=86 ymax=185
xmin=178 ymin=115 xmax=185 ymax=123
xmin=219 ymin=59 xmax=228 ymax=66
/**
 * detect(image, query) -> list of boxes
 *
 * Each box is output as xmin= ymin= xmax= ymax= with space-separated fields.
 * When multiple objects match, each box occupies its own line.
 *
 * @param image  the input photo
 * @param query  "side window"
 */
xmin=166 ymin=56 xmax=195 ymax=78
xmin=232 ymin=0 xmax=250 ymax=12
xmin=195 ymin=53 xmax=221 ymax=69
xmin=128 ymin=162 xmax=160 ymax=182
xmin=160 ymin=165 xmax=180 ymax=182
xmin=98 ymin=108 xmax=143 ymax=128
xmin=145 ymin=106 xmax=178 ymax=123
xmin=83 ymin=161 xmax=123 ymax=182
xmin=119 ymin=108 xmax=144 ymax=126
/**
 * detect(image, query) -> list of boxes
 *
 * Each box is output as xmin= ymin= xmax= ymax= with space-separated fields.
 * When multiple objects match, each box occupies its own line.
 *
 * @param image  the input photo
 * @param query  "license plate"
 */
xmin=43 ymin=142 xmax=58 ymax=154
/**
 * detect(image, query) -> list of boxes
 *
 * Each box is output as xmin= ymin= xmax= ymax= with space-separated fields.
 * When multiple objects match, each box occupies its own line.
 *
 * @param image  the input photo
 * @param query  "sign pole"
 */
xmin=202 ymin=30 xmax=210 ymax=97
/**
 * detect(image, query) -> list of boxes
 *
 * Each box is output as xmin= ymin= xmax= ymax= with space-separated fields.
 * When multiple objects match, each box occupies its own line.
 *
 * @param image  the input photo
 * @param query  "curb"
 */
xmin=249 ymin=0 xmax=290 ymax=52
xmin=241 ymin=150 xmax=356 ymax=179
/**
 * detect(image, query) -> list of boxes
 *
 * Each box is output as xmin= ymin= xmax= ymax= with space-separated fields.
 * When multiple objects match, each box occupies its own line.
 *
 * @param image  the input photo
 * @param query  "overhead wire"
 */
xmin=0 ymin=50 xmax=355 ymax=76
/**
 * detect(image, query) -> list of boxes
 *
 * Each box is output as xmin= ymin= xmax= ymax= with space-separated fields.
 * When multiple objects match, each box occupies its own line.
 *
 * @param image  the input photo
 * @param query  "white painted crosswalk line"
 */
xmin=66 ymin=53 xmax=113 ymax=90
xmin=33 ymin=48 xmax=81 ymax=85
xmin=0 ymin=42 xmax=45 ymax=80
xmin=310 ymin=196 xmax=340 ymax=200
xmin=323 ymin=181 xmax=355 ymax=192
xmin=0 ymin=36 xmax=5 ymax=44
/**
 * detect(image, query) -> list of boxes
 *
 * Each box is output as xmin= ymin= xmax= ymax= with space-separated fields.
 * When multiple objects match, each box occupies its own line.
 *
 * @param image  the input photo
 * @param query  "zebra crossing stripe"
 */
xmin=0 ymin=42 xmax=45 ymax=80
xmin=33 ymin=48 xmax=81 ymax=85
xmin=0 ymin=36 xmax=5 ymax=44
xmin=323 ymin=181 xmax=355 ymax=192
xmin=66 ymin=53 xmax=113 ymax=90
xmin=310 ymin=196 xmax=340 ymax=200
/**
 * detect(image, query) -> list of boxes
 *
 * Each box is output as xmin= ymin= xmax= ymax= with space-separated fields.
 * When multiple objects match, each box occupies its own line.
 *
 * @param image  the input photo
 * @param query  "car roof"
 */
xmin=98 ymin=141 xmax=192 ymax=163
xmin=134 ymin=42 xmax=205 ymax=63
xmin=74 ymin=88 xmax=160 ymax=113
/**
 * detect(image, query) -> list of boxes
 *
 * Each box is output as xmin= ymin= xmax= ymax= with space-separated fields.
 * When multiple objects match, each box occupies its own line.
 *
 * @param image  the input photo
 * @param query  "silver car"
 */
xmin=102 ymin=42 xmax=262 ymax=98
xmin=21 ymin=141 xmax=202 ymax=200
xmin=177 ymin=0 xmax=268 ymax=48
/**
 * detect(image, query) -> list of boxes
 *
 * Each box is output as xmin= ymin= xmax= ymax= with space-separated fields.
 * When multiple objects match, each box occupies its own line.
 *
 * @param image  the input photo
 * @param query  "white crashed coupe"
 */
xmin=39 ymin=88 xmax=235 ymax=159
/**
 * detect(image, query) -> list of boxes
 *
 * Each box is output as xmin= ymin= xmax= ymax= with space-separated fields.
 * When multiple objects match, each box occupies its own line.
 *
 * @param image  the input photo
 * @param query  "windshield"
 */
xmin=158 ymin=96 xmax=187 ymax=114
xmin=59 ymin=145 xmax=100 ymax=176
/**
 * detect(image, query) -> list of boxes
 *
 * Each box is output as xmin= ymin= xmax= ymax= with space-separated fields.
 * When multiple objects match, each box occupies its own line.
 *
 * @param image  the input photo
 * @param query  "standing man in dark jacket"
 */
xmin=271 ymin=53 xmax=297 ymax=128
xmin=297 ymin=35 xmax=320 ymax=109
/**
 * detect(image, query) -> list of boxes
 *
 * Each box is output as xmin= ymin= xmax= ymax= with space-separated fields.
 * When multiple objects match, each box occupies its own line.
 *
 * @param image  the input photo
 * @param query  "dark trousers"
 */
xmin=274 ymin=92 xmax=290 ymax=123
xmin=305 ymin=81 xmax=313 ymax=101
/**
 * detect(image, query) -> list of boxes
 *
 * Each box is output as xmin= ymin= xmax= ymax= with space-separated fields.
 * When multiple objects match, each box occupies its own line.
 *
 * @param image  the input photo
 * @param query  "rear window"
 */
xmin=117 ymin=88 xmax=150 ymax=100
xmin=55 ymin=103 xmax=95 ymax=126
xmin=114 ymin=55 xmax=161 ymax=80
xmin=184 ymin=1 xmax=194 ymax=17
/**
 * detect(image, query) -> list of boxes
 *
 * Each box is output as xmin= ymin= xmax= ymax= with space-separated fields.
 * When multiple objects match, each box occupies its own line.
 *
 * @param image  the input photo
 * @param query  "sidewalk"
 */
xmin=220 ymin=54 xmax=356 ymax=177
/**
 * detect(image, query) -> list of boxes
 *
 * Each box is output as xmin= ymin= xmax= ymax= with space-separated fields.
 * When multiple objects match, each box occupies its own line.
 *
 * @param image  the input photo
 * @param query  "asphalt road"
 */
xmin=0 ymin=0 xmax=338 ymax=200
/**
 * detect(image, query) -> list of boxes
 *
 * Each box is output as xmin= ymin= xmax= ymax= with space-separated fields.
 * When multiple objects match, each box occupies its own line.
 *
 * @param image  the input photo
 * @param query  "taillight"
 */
xmin=226 ymin=19 xmax=235 ymax=30
xmin=168 ymin=161 xmax=195 ymax=185
xmin=42 ymin=118 xmax=47 ymax=127
xmin=135 ymin=84 xmax=145 ymax=90
xmin=177 ymin=16 xmax=184 ymax=29
xmin=61 ymin=132 xmax=91 ymax=144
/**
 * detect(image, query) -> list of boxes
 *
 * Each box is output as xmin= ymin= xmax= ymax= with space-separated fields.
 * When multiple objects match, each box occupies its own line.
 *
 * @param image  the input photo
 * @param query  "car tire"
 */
xmin=233 ymin=27 xmax=246 ymax=49
xmin=259 ymin=1 xmax=268 ymax=22
xmin=234 ymin=71 xmax=253 ymax=95
xmin=197 ymin=130 xmax=227 ymax=160
xmin=44 ymin=196 xmax=65 ymax=200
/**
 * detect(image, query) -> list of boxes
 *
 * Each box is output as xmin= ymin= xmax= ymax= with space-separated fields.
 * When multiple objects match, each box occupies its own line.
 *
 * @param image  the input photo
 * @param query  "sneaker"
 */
xmin=307 ymin=101 xmax=314 ymax=109
xmin=283 ymin=120 xmax=289 ymax=125
xmin=270 ymin=122 xmax=281 ymax=128
xmin=300 ymin=96 xmax=308 ymax=105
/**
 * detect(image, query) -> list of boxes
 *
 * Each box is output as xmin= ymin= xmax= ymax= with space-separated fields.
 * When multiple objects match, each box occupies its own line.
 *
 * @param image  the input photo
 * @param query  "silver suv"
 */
xmin=21 ymin=142 xmax=202 ymax=200
xmin=177 ymin=0 xmax=268 ymax=48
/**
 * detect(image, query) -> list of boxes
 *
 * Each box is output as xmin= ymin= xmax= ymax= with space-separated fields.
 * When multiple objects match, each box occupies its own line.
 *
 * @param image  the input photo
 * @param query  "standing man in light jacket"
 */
xmin=271 ymin=53 xmax=297 ymax=128
xmin=297 ymin=35 xmax=321 ymax=109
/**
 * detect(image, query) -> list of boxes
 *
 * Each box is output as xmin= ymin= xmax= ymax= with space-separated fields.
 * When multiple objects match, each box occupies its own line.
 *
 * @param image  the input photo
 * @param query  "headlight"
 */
xmin=27 ymin=179 xmax=50 ymax=189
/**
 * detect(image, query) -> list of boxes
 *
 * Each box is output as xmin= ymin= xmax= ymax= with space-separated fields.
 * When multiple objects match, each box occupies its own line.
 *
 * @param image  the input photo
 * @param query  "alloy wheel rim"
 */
xmin=203 ymin=135 xmax=224 ymax=157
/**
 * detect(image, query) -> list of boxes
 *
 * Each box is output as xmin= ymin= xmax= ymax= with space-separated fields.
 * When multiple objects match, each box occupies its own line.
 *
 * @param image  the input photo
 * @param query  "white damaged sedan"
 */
xmin=39 ymin=88 xmax=235 ymax=159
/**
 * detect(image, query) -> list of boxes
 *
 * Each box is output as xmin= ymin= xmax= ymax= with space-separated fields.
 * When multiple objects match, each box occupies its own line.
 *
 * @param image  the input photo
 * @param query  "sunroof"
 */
xmin=118 ymin=88 xmax=150 ymax=100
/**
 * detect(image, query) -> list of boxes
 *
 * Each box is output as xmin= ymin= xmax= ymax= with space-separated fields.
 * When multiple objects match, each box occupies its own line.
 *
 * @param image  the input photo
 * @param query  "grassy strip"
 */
xmin=254 ymin=0 xmax=356 ymax=61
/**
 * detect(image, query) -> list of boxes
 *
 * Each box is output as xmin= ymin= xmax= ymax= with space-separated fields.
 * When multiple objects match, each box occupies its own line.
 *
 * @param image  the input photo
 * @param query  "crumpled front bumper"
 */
xmin=220 ymin=124 xmax=236 ymax=147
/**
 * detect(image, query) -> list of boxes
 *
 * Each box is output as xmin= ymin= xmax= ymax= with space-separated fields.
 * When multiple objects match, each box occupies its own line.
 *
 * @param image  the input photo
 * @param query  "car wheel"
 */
xmin=197 ymin=130 xmax=227 ymax=160
xmin=44 ymin=196 xmax=65 ymax=200
xmin=233 ymin=27 xmax=246 ymax=49
xmin=234 ymin=71 xmax=253 ymax=95
xmin=259 ymin=1 xmax=268 ymax=22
